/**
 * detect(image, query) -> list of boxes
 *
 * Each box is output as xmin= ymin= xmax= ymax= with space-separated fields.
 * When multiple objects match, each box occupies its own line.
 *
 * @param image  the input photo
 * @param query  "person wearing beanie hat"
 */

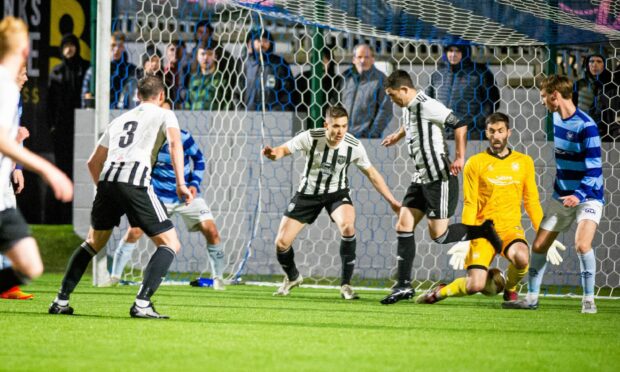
xmin=573 ymin=52 xmax=620 ymax=142
xmin=426 ymin=42 xmax=500 ymax=140
xmin=241 ymin=28 xmax=295 ymax=111
xmin=48 ymin=33 xmax=89 ymax=223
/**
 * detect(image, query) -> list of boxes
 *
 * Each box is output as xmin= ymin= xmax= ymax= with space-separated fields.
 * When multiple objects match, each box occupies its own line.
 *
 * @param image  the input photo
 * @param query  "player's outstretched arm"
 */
xmin=167 ymin=127 xmax=193 ymax=205
xmin=0 ymin=126 xmax=72 ymax=202
xmin=450 ymin=125 xmax=467 ymax=176
xmin=360 ymin=166 xmax=401 ymax=214
xmin=262 ymin=145 xmax=291 ymax=161
xmin=380 ymin=126 xmax=405 ymax=147
xmin=87 ymin=145 xmax=108 ymax=184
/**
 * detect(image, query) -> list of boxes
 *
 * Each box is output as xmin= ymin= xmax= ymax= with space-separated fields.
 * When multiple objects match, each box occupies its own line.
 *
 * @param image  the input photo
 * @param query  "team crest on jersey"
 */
xmin=566 ymin=131 xmax=575 ymax=140
xmin=337 ymin=155 xmax=347 ymax=165
xmin=487 ymin=164 xmax=494 ymax=172
xmin=287 ymin=202 xmax=296 ymax=212
xmin=512 ymin=162 xmax=520 ymax=172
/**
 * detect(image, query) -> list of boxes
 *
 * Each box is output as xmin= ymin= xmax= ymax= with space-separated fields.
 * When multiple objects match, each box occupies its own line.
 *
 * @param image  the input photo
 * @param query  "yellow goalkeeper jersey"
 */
xmin=462 ymin=149 xmax=543 ymax=231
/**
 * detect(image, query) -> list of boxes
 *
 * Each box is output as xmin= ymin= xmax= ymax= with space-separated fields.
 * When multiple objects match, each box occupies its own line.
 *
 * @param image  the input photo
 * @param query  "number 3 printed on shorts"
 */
xmin=119 ymin=121 xmax=138 ymax=148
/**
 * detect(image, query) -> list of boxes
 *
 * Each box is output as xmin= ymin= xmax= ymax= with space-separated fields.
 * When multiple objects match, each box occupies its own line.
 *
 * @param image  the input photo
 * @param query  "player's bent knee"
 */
xmin=575 ymin=242 xmax=592 ymax=254
xmin=275 ymin=238 xmax=292 ymax=252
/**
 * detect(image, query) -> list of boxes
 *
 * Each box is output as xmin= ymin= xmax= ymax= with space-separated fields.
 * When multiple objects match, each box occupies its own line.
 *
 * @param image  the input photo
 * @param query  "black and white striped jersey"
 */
xmin=403 ymin=92 xmax=463 ymax=184
xmin=0 ymin=66 xmax=20 ymax=211
xmin=286 ymin=128 xmax=372 ymax=195
xmin=98 ymin=102 xmax=180 ymax=187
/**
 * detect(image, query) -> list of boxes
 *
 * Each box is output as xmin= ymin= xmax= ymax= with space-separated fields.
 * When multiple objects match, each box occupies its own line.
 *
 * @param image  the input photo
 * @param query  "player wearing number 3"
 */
xmin=50 ymin=76 xmax=193 ymax=319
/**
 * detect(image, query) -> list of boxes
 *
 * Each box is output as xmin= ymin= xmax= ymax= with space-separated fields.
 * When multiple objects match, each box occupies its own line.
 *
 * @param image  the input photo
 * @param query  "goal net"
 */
xmin=87 ymin=0 xmax=620 ymax=297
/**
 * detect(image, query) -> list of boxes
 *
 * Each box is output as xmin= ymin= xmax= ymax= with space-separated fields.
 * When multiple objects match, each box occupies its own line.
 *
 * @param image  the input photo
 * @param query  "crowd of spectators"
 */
xmin=69 ymin=23 xmax=619 ymax=144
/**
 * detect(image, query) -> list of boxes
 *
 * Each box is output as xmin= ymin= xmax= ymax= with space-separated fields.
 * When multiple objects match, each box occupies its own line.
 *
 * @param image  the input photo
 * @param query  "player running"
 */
xmin=262 ymin=105 xmax=401 ymax=300
xmin=49 ymin=75 xmax=192 ymax=319
xmin=416 ymin=112 xmax=564 ymax=305
xmin=379 ymin=70 xmax=503 ymax=305
xmin=0 ymin=17 xmax=73 ymax=297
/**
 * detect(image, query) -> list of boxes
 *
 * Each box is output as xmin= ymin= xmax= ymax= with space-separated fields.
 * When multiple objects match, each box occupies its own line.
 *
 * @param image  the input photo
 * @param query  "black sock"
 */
xmin=58 ymin=242 xmax=97 ymax=300
xmin=0 ymin=267 xmax=30 ymax=293
xmin=433 ymin=223 xmax=487 ymax=244
xmin=340 ymin=235 xmax=356 ymax=286
xmin=276 ymin=246 xmax=299 ymax=281
xmin=136 ymin=246 xmax=175 ymax=302
xmin=396 ymin=231 xmax=416 ymax=288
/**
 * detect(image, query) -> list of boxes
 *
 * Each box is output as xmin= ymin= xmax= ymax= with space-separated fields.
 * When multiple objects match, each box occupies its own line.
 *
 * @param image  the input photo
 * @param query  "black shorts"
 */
xmin=284 ymin=189 xmax=353 ymax=224
xmin=91 ymin=181 xmax=173 ymax=237
xmin=0 ymin=208 xmax=31 ymax=253
xmin=402 ymin=176 xmax=458 ymax=219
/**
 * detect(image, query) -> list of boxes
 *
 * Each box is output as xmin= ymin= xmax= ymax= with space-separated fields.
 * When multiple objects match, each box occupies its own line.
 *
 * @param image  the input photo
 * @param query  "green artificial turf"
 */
xmin=1 ymin=274 xmax=618 ymax=371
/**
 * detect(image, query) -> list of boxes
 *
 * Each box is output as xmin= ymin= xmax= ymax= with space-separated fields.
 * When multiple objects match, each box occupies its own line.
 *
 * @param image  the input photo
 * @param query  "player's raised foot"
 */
xmin=213 ymin=277 xmax=226 ymax=291
xmin=501 ymin=299 xmax=538 ymax=310
xmin=273 ymin=274 xmax=303 ymax=296
xmin=581 ymin=300 xmax=597 ymax=314
xmin=48 ymin=301 xmax=74 ymax=315
xmin=340 ymin=284 xmax=360 ymax=300
xmin=380 ymin=287 xmax=414 ymax=305
xmin=0 ymin=286 xmax=34 ymax=300
xmin=481 ymin=219 xmax=503 ymax=253
xmin=503 ymin=289 xmax=519 ymax=302
xmin=98 ymin=276 xmax=120 ymax=288
xmin=130 ymin=302 xmax=169 ymax=319
xmin=415 ymin=283 xmax=446 ymax=304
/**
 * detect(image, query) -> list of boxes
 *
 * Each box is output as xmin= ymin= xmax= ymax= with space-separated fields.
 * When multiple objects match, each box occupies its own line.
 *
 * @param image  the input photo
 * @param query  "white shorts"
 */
xmin=164 ymin=197 xmax=214 ymax=232
xmin=539 ymin=198 xmax=603 ymax=232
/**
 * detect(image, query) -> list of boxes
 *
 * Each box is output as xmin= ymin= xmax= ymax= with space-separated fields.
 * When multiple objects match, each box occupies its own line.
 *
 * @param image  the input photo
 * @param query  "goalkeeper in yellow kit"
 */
xmin=417 ymin=112 xmax=565 ymax=305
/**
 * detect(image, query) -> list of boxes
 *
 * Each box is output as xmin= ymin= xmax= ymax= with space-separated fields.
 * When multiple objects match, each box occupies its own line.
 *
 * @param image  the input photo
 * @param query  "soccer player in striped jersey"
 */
xmin=262 ymin=105 xmax=401 ymax=299
xmin=379 ymin=70 xmax=503 ymax=305
xmin=49 ymin=76 xmax=193 ymax=319
xmin=106 ymin=102 xmax=225 ymax=290
xmin=0 ymin=17 xmax=73 ymax=298
xmin=506 ymin=75 xmax=604 ymax=313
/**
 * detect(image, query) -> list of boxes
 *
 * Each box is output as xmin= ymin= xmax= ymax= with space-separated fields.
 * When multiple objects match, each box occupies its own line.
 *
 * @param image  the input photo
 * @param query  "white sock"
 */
xmin=54 ymin=297 xmax=69 ymax=306
xmin=135 ymin=299 xmax=150 ymax=308
xmin=526 ymin=292 xmax=539 ymax=305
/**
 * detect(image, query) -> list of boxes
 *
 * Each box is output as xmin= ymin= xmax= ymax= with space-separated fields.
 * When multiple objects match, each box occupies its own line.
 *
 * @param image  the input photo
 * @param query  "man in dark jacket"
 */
xmin=426 ymin=43 xmax=500 ymax=140
xmin=337 ymin=43 xmax=393 ymax=138
xmin=242 ymin=29 xmax=295 ymax=111
xmin=48 ymin=33 xmax=89 ymax=223
xmin=573 ymin=52 xmax=620 ymax=142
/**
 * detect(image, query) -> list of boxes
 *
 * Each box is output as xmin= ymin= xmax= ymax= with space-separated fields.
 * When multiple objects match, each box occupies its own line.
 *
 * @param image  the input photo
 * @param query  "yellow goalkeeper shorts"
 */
xmin=464 ymin=225 xmax=527 ymax=270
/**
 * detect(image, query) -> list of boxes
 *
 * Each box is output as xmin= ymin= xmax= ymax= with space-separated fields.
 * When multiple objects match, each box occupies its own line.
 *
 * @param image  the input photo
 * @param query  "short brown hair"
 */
xmin=112 ymin=31 xmax=126 ymax=43
xmin=325 ymin=105 xmax=348 ymax=121
xmin=540 ymin=74 xmax=573 ymax=99
xmin=137 ymin=75 xmax=165 ymax=100
xmin=0 ymin=16 xmax=28 ymax=61
xmin=384 ymin=70 xmax=414 ymax=90
xmin=485 ymin=112 xmax=510 ymax=129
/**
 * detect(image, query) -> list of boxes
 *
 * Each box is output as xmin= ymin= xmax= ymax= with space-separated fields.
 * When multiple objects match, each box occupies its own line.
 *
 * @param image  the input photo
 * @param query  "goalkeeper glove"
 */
xmin=447 ymin=241 xmax=470 ymax=270
xmin=546 ymin=240 xmax=566 ymax=265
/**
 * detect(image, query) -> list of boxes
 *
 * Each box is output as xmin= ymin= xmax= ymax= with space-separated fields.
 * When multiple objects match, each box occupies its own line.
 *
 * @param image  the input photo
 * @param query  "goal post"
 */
xmin=79 ymin=0 xmax=620 ymax=298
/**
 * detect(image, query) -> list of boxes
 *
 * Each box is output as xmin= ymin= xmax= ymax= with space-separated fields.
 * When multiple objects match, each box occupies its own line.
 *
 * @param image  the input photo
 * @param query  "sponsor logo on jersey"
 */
xmin=321 ymin=162 xmax=335 ymax=175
